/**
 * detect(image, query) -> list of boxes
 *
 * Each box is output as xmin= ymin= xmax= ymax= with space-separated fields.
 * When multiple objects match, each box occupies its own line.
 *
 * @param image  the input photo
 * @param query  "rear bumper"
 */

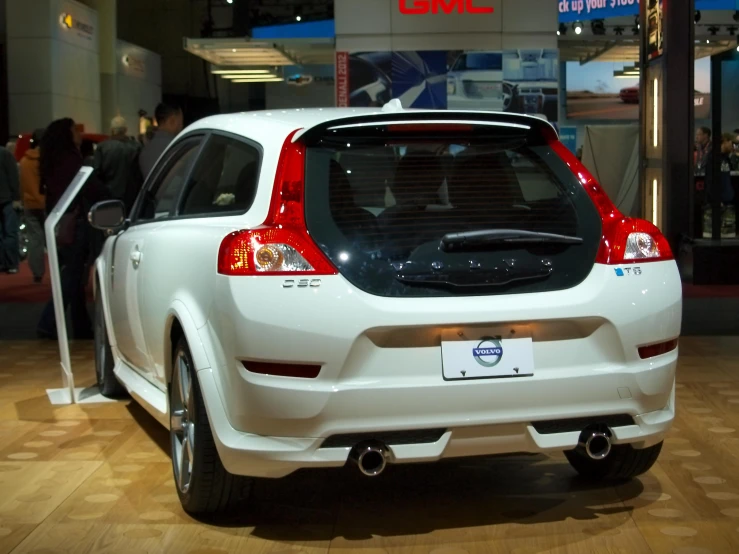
xmin=197 ymin=261 xmax=681 ymax=478
xmin=198 ymin=365 xmax=675 ymax=478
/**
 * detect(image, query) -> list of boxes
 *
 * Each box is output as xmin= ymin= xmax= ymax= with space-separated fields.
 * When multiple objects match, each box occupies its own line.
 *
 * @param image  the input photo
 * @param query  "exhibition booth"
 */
xmin=4 ymin=0 xmax=161 ymax=136
xmin=185 ymin=1 xmax=739 ymax=283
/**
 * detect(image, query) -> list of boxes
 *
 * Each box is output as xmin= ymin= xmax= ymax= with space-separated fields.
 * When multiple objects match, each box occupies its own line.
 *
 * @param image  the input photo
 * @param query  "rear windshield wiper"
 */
xmin=440 ymin=229 xmax=583 ymax=252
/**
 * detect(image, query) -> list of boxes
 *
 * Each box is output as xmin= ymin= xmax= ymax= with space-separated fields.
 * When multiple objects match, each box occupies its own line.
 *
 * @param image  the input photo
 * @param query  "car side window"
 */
xmin=178 ymin=134 xmax=261 ymax=217
xmin=135 ymin=138 xmax=201 ymax=223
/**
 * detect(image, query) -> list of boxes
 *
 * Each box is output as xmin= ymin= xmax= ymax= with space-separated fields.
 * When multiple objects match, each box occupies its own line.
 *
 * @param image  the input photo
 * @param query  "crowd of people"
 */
xmin=694 ymin=126 xmax=739 ymax=238
xmin=0 ymin=103 xmax=184 ymax=340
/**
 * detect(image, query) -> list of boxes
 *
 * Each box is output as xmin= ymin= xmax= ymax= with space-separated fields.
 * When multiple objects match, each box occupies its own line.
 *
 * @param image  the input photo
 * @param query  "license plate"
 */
xmin=441 ymin=337 xmax=534 ymax=380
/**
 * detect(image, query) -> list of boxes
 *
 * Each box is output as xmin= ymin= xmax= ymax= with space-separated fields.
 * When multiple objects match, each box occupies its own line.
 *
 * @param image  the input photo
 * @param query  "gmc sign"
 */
xmin=399 ymin=0 xmax=494 ymax=15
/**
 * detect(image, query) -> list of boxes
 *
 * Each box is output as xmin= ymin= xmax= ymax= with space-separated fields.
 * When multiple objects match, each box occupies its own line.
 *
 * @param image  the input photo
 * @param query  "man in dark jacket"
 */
xmin=139 ymin=103 xmax=183 ymax=179
xmin=93 ymin=116 xmax=143 ymax=214
xmin=0 ymin=144 xmax=20 ymax=273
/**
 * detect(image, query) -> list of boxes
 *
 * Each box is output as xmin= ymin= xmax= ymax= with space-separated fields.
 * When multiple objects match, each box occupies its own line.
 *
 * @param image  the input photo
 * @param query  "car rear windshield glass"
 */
xmin=303 ymin=124 xmax=602 ymax=298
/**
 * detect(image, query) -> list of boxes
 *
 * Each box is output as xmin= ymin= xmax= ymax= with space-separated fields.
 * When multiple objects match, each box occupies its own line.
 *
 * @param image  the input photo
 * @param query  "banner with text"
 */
xmin=336 ymin=49 xmax=559 ymax=123
xmin=559 ymin=0 xmax=739 ymax=23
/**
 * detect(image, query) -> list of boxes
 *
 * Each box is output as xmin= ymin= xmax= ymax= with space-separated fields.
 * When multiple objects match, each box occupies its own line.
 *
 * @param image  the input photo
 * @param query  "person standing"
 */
xmin=19 ymin=129 xmax=46 ymax=282
xmin=36 ymin=118 xmax=109 ymax=340
xmin=93 ymin=116 xmax=143 ymax=214
xmin=0 ymin=141 xmax=21 ymax=274
xmin=139 ymin=103 xmax=184 ymax=179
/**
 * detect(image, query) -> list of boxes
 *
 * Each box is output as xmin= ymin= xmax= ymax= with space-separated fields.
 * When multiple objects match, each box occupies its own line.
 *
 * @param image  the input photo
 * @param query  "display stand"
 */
xmin=43 ymin=167 xmax=116 ymax=405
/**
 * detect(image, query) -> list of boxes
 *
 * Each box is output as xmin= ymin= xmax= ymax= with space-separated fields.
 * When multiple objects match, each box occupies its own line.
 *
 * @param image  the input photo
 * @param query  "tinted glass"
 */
xmin=179 ymin=135 xmax=261 ymax=217
xmin=136 ymin=139 xmax=200 ymax=222
xmin=304 ymin=127 xmax=602 ymax=298
xmin=453 ymin=53 xmax=503 ymax=71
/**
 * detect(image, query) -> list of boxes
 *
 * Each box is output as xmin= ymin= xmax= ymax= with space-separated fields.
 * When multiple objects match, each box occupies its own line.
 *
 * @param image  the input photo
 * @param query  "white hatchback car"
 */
xmin=89 ymin=106 xmax=682 ymax=515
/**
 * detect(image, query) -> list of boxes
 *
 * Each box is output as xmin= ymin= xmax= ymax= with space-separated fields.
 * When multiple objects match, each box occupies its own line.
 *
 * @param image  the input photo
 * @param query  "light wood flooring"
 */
xmin=0 ymin=338 xmax=738 ymax=553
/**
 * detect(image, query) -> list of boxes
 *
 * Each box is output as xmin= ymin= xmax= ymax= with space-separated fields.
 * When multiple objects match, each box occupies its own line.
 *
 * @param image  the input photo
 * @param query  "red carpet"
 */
xmin=0 ymin=258 xmax=94 ymax=304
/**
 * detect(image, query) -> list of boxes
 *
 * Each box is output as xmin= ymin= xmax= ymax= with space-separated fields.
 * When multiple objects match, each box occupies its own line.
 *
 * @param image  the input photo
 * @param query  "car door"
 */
xmin=109 ymin=136 xmax=203 ymax=374
xmin=138 ymin=132 xmax=262 ymax=388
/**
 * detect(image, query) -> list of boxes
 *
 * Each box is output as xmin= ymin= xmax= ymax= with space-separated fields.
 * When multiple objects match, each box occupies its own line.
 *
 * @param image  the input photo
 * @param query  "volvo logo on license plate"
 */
xmin=472 ymin=337 xmax=504 ymax=367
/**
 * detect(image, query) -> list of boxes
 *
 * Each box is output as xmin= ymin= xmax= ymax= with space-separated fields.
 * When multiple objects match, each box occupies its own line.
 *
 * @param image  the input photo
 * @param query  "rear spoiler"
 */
xmin=293 ymin=110 xmax=558 ymax=144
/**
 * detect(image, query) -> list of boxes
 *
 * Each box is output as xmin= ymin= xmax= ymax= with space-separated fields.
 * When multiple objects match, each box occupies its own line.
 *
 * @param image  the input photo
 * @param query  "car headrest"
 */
xmin=392 ymin=152 xmax=444 ymax=207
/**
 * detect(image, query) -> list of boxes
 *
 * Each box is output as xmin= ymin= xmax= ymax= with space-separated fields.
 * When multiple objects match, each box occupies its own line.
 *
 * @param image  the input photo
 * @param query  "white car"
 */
xmin=89 ymin=106 xmax=682 ymax=515
xmin=447 ymin=51 xmax=510 ymax=111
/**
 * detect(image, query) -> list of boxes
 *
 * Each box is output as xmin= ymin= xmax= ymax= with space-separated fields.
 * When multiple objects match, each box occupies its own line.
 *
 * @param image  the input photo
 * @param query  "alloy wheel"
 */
xmin=171 ymin=352 xmax=195 ymax=494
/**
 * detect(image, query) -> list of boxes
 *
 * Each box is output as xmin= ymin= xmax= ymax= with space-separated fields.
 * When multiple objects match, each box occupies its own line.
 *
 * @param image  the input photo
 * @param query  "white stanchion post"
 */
xmin=43 ymin=167 xmax=94 ymax=405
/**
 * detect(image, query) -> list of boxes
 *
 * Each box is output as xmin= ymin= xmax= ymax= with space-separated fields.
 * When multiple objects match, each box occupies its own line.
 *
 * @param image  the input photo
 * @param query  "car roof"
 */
xmin=185 ymin=107 xmax=554 ymax=146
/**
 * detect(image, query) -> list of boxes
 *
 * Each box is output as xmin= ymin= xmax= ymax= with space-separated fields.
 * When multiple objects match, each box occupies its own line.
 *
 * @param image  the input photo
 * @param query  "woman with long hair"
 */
xmin=37 ymin=118 xmax=108 ymax=340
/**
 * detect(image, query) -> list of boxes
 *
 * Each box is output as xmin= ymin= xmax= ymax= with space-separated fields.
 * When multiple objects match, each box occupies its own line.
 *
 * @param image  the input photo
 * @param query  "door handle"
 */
xmin=130 ymin=250 xmax=142 ymax=266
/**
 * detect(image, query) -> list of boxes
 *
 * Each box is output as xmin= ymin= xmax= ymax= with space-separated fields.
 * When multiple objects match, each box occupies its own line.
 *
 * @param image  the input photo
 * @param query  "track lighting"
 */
xmin=708 ymin=26 xmax=719 ymax=36
xmin=591 ymin=19 xmax=605 ymax=36
xmin=614 ymin=26 xmax=624 ymax=36
xmin=573 ymin=21 xmax=583 ymax=35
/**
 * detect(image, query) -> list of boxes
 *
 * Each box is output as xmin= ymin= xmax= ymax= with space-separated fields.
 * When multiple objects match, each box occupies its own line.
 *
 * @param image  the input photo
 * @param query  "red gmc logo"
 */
xmin=399 ymin=0 xmax=494 ymax=14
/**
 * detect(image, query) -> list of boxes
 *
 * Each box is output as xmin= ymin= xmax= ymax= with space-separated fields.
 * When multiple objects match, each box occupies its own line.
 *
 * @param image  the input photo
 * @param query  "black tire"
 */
xmin=564 ymin=441 xmax=663 ymax=481
xmin=94 ymin=290 xmax=127 ymax=398
xmin=170 ymin=337 xmax=252 ymax=515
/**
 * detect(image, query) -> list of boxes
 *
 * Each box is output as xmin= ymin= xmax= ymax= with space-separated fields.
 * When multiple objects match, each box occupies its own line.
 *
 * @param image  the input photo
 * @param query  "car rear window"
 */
xmin=303 ymin=123 xmax=602 ymax=297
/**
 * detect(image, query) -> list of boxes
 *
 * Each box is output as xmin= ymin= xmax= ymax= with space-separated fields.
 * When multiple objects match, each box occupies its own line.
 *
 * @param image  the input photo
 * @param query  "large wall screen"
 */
xmin=564 ymin=57 xmax=711 ymax=121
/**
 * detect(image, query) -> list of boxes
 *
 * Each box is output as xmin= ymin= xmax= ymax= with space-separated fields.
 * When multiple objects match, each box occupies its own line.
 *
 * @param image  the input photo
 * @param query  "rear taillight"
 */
xmin=548 ymin=138 xmax=673 ymax=265
xmin=638 ymin=339 xmax=679 ymax=359
xmin=217 ymin=130 xmax=338 ymax=276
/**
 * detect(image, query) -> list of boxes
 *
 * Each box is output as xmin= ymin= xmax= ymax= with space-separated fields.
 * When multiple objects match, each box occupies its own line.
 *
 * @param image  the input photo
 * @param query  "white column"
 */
xmin=6 ymin=0 xmax=101 ymax=134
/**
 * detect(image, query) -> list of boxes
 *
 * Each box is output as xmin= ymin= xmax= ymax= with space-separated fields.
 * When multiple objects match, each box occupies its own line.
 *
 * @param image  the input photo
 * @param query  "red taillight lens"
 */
xmin=243 ymin=361 xmax=321 ymax=379
xmin=548 ymin=138 xmax=673 ymax=265
xmin=217 ymin=129 xmax=338 ymax=276
xmin=638 ymin=339 xmax=679 ymax=359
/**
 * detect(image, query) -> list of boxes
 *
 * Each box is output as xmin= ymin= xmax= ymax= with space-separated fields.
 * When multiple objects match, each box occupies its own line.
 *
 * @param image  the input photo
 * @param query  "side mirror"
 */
xmin=88 ymin=200 xmax=126 ymax=231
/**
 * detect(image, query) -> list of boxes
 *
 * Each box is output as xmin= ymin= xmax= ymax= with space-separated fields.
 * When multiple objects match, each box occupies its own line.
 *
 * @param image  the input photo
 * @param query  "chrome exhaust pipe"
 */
xmin=578 ymin=428 xmax=612 ymax=460
xmin=349 ymin=441 xmax=388 ymax=477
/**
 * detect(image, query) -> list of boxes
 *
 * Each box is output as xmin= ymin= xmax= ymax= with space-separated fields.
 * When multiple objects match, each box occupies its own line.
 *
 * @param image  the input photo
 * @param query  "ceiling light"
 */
xmin=220 ymin=73 xmax=276 ymax=79
xmin=734 ymin=10 xmax=739 ymax=22
xmin=591 ymin=19 xmax=605 ymax=36
xmin=708 ymin=26 xmax=719 ymax=36
xmin=226 ymin=0 xmax=233 ymax=4
xmin=232 ymin=77 xmax=284 ymax=83
xmin=614 ymin=26 xmax=624 ymax=36
xmin=695 ymin=11 xmax=701 ymax=24
xmin=736 ymin=35 xmax=739 ymax=51
xmin=728 ymin=26 xmax=738 ymax=36
xmin=557 ymin=23 xmax=567 ymax=36
xmin=211 ymin=68 xmax=272 ymax=74
xmin=296 ymin=15 xmax=302 ymax=21
xmin=573 ymin=21 xmax=583 ymax=35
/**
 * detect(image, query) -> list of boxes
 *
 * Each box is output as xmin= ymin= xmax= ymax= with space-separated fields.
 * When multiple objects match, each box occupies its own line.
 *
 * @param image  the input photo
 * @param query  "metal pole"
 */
xmin=710 ymin=54 xmax=723 ymax=241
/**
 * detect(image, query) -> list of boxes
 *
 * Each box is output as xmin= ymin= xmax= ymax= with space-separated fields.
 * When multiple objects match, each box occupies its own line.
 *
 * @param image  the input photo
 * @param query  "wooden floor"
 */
xmin=0 ymin=339 xmax=738 ymax=553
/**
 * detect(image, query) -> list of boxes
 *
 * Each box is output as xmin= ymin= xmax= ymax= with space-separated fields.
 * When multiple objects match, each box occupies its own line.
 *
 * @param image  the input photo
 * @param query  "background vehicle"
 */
xmin=89 ymin=106 xmax=681 ymax=515
xmin=447 ymin=51 xmax=509 ymax=111
xmin=619 ymin=86 xmax=639 ymax=104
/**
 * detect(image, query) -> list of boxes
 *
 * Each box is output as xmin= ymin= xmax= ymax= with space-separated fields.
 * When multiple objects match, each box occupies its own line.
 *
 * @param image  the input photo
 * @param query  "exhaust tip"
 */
xmin=350 ymin=441 xmax=388 ymax=477
xmin=578 ymin=428 xmax=612 ymax=460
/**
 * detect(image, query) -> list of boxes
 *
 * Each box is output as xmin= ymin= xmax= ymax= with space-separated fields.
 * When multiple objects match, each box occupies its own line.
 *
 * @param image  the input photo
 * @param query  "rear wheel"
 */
xmin=170 ymin=337 xmax=252 ymax=514
xmin=94 ymin=290 xmax=126 ymax=398
xmin=564 ymin=441 xmax=663 ymax=481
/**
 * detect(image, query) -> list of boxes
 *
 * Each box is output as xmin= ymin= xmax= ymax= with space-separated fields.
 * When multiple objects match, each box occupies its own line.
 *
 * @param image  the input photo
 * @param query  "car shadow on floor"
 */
xmin=123 ymin=398 xmax=650 ymax=541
